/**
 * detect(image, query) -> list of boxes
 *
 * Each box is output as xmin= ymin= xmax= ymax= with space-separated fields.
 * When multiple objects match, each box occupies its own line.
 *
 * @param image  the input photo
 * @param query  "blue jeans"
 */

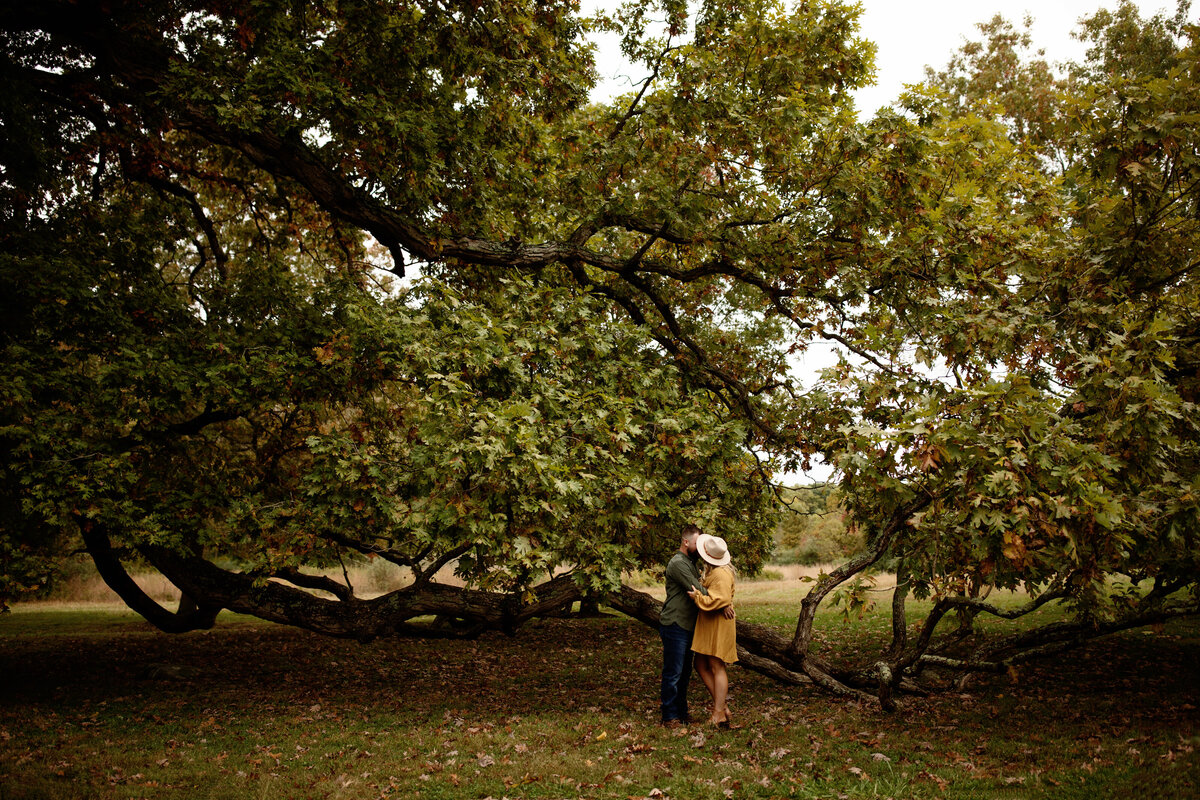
xmin=659 ymin=623 xmax=693 ymax=723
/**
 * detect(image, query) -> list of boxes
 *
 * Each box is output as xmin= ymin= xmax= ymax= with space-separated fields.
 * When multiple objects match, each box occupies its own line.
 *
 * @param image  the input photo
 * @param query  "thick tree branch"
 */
xmin=918 ymin=601 xmax=1200 ymax=674
xmin=271 ymin=566 xmax=354 ymax=601
xmin=139 ymin=545 xmax=585 ymax=641
xmin=140 ymin=172 xmax=229 ymax=279
xmin=413 ymin=543 xmax=473 ymax=587
xmin=81 ymin=524 xmax=221 ymax=633
xmin=788 ymin=495 xmax=931 ymax=658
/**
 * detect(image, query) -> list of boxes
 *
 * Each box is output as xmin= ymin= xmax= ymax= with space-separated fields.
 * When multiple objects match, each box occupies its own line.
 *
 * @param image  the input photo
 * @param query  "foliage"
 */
xmin=2 ymin=0 xmax=1199 ymax=704
xmin=886 ymin=0 xmax=1200 ymax=613
xmin=0 ymin=0 xmax=783 ymax=627
xmin=0 ymin=185 xmax=776 ymax=611
xmin=772 ymin=484 xmax=857 ymax=565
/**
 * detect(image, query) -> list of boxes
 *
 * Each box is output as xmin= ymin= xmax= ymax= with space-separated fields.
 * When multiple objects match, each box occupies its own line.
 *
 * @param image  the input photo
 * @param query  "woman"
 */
xmin=686 ymin=533 xmax=737 ymax=728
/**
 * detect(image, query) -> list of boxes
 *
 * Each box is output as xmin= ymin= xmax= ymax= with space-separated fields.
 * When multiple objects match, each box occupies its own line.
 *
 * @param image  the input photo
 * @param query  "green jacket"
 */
xmin=660 ymin=551 xmax=707 ymax=631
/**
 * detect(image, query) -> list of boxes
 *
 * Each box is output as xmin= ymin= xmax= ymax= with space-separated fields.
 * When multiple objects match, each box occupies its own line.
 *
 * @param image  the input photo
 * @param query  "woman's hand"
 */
xmin=689 ymin=585 xmax=735 ymax=618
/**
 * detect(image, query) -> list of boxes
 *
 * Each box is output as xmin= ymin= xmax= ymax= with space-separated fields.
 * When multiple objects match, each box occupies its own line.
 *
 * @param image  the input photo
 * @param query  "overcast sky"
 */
xmin=850 ymin=0 xmax=1183 ymax=115
xmin=587 ymin=1 xmax=1186 ymax=112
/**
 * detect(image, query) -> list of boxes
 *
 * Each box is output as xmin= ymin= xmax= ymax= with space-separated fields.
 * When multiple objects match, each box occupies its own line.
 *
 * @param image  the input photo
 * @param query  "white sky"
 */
xmin=850 ymin=0 xmax=1183 ymax=116
xmin=587 ymin=1 xmax=1186 ymax=113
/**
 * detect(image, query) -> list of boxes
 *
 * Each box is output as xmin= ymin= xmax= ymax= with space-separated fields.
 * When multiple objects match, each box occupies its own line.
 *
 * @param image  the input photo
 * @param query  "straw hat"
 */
xmin=695 ymin=534 xmax=731 ymax=567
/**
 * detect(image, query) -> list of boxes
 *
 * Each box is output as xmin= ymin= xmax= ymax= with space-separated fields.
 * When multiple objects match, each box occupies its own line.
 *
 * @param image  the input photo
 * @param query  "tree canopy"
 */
xmin=2 ymin=0 xmax=1198 ymax=705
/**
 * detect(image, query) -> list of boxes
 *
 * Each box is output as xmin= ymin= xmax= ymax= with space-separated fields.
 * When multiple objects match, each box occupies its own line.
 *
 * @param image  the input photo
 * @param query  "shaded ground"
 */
xmin=0 ymin=607 xmax=1197 ymax=799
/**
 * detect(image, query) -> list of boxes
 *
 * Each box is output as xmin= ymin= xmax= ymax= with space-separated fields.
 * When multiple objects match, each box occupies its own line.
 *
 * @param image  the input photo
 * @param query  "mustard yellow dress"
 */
xmin=690 ymin=565 xmax=737 ymax=664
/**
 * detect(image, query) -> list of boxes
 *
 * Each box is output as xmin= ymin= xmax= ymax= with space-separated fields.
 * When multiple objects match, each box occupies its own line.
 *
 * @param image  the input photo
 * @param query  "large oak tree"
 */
xmin=2 ymin=0 xmax=1197 ymax=705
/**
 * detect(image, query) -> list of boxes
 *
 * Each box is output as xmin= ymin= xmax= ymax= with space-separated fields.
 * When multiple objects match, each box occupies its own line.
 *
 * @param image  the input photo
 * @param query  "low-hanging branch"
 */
xmin=139 ymin=545 xmax=589 ymax=642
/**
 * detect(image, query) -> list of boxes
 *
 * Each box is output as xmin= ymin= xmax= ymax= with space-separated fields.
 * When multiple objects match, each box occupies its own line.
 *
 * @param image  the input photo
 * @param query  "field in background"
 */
xmin=34 ymin=561 xmax=872 ymax=607
xmin=3 ymin=582 xmax=1197 ymax=799
xmin=37 ymin=558 xmax=421 ymax=606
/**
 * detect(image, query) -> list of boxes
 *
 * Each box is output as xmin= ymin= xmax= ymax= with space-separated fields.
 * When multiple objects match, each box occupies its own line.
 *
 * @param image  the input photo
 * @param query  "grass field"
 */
xmin=1 ymin=578 xmax=1197 ymax=800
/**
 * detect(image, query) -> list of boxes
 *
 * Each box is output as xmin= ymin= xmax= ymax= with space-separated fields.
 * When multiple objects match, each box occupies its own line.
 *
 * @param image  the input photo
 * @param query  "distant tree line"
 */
xmin=772 ymin=484 xmax=860 ymax=565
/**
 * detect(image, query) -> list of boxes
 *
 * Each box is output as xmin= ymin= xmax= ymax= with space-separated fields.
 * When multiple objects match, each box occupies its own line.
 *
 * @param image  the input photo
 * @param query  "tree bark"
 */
xmin=888 ymin=558 xmax=909 ymax=660
xmin=81 ymin=525 xmax=220 ymax=633
xmin=788 ymin=497 xmax=928 ymax=660
xmin=138 ymin=545 xmax=585 ymax=642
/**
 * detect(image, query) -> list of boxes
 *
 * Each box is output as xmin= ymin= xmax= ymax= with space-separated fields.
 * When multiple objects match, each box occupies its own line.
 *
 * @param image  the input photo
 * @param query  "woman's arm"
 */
xmin=688 ymin=568 xmax=732 ymax=611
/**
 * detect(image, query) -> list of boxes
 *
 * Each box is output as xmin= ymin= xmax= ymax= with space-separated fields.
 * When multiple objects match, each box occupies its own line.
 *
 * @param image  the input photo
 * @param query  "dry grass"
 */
xmin=34 ymin=562 xmax=860 ymax=608
xmin=47 ymin=568 xmax=185 ymax=605
xmin=36 ymin=561 xmax=434 ymax=607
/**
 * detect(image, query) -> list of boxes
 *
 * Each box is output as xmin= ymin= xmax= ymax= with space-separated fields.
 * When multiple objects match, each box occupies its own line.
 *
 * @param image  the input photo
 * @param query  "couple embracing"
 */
xmin=659 ymin=524 xmax=738 ymax=729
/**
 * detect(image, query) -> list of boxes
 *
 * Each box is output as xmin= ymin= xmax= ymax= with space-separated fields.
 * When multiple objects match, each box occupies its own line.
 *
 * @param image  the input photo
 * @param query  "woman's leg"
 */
xmin=710 ymin=658 xmax=729 ymax=723
xmin=693 ymin=653 xmax=716 ymax=700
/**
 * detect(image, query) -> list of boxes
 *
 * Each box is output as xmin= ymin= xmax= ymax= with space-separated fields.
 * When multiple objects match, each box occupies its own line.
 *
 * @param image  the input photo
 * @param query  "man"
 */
xmin=659 ymin=524 xmax=733 ymax=727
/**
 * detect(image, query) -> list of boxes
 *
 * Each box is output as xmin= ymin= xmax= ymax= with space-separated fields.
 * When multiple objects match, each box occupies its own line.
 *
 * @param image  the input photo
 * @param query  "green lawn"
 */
xmin=1 ymin=589 xmax=1197 ymax=800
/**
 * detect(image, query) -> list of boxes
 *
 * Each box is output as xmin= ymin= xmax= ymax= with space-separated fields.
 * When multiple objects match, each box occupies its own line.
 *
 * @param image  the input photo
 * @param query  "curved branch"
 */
xmin=981 ymin=599 xmax=1200 ymax=663
xmin=80 ymin=524 xmax=221 ymax=633
xmin=934 ymin=581 xmax=1071 ymax=619
xmin=270 ymin=566 xmax=354 ymax=601
xmin=141 ymin=172 xmax=229 ymax=280
xmin=788 ymin=495 xmax=932 ymax=658
xmin=917 ymin=601 xmax=1200 ymax=674
xmin=109 ymin=403 xmax=236 ymax=453
xmin=413 ymin=543 xmax=473 ymax=587
xmin=313 ymin=528 xmax=419 ymax=569
xmin=139 ymin=544 xmax=584 ymax=641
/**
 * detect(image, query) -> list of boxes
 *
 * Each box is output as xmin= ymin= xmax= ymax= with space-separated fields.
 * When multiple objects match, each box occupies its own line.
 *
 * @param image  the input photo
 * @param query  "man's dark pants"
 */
xmin=659 ymin=622 xmax=693 ymax=723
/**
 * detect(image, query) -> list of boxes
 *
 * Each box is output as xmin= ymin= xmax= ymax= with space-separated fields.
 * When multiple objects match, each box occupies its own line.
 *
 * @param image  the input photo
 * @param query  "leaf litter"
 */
xmin=0 ymin=610 xmax=1196 ymax=798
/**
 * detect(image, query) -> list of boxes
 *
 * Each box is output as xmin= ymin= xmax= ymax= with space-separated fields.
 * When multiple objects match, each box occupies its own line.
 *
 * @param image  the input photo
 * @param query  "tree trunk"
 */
xmin=139 ymin=545 xmax=585 ymax=641
xmin=81 ymin=525 xmax=220 ymax=633
xmin=888 ymin=558 xmax=909 ymax=660
xmin=577 ymin=595 xmax=603 ymax=617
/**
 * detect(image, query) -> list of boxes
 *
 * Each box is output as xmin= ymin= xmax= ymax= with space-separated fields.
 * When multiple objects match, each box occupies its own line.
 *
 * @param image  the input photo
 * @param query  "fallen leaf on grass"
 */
xmin=917 ymin=770 xmax=949 ymax=791
xmin=503 ymin=772 xmax=542 ymax=788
